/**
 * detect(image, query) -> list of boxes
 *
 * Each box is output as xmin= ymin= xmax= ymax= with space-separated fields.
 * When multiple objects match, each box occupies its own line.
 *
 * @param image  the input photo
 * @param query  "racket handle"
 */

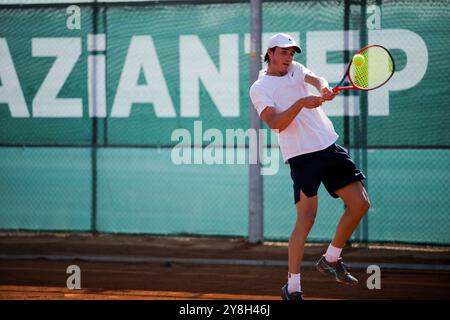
xmin=333 ymin=85 xmax=354 ymax=92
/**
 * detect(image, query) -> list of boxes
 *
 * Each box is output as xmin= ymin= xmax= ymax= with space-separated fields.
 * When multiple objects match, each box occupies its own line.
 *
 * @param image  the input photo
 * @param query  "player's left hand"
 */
xmin=320 ymin=87 xmax=337 ymax=101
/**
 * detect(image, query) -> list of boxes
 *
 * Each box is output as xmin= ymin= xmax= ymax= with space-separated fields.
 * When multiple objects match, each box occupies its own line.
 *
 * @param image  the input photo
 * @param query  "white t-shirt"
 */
xmin=249 ymin=61 xmax=339 ymax=162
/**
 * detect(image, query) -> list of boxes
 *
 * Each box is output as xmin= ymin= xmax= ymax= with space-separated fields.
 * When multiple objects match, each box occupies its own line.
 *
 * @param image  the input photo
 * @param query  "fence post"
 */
xmin=248 ymin=0 xmax=263 ymax=244
xmin=90 ymin=0 xmax=99 ymax=234
xmin=360 ymin=0 xmax=369 ymax=244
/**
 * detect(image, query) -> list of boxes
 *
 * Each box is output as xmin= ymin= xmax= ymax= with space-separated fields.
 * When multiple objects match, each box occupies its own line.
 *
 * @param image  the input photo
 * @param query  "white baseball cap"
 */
xmin=267 ymin=33 xmax=302 ymax=53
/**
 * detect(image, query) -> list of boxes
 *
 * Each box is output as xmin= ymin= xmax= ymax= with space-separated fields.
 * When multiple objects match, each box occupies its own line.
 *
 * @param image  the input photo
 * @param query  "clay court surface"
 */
xmin=0 ymin=233 xmax=449 ymax=300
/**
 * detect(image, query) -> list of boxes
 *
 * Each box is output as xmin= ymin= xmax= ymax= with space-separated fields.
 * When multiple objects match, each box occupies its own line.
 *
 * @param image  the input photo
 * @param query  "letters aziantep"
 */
xmin=0 ymin=39 xmax=29 ymax=117
xmin=0 ymin=30 xmax=427 ymax=118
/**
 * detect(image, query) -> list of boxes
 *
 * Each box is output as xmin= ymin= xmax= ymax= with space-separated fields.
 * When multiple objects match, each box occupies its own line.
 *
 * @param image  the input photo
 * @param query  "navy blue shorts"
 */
xmin=288 ymin=143 xmax=366 ymax=204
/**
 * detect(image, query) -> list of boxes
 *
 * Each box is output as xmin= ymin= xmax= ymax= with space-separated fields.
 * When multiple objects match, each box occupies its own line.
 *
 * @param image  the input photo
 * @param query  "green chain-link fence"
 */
xmin=0 ymin=0 xmax=449 ymax=244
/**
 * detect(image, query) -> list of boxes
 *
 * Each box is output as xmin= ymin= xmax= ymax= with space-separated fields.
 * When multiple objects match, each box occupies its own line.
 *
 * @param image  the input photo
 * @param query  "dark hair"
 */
xmin=264 ymin=47 xmax=276 ymax=64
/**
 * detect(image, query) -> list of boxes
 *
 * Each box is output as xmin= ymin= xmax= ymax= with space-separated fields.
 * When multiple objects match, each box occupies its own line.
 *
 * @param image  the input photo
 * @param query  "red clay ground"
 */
xmin=0 ymin=233 xmax=449 ymax=300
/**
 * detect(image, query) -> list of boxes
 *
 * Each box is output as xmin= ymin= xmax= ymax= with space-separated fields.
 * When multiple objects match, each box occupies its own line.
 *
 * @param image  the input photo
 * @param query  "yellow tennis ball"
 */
xmin=353 ymin=54 xmax=365 ymax=67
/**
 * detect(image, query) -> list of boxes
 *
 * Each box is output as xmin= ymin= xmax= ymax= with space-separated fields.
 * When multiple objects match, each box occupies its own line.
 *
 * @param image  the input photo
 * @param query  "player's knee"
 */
xmin=298 ymin=212 xmax=316 ymax=231
xmin=362 ymin=198 xmax=371 ymax=213
xmin=352 ymin=198 xmax=370 ymax=216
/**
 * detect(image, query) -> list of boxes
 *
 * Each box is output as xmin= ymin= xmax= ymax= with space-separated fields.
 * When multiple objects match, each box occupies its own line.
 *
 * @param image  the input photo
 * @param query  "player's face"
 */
xmin=270 ymin=47 xmax=296 ymax=74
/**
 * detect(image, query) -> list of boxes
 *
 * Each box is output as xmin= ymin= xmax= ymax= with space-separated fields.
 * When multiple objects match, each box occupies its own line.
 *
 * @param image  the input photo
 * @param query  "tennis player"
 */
xmin=249 ymin=33 xmax=370 ymax=300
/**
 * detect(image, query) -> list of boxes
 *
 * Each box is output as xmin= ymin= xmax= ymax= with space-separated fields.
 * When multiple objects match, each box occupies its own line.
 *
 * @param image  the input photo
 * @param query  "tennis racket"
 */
xmin=333 ymin=44 xmax=395 ymax=93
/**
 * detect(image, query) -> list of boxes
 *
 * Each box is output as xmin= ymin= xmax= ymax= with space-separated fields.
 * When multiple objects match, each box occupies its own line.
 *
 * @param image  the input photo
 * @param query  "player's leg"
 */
xmin=316 ymin=181 xmax=369 ymax=285
xmin=282 ymin=190 xmax=318 ymax=300
xmin=317 ymin=181 xmax=370 ymax=285
xmin=316 ymin=144 xmax=368 ymax=285
xmin=332 ymin=181 xmax=370 ymax=247
xmin=289 ymin=190 xmax=318 ymax=274
xmin=283 ymin=153 xmax=321 ymax=300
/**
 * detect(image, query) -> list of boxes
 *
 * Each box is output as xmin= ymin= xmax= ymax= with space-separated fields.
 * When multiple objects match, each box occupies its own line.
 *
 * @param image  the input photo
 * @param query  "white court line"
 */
xmin=1 ymin=254 xmax=450 ymax=272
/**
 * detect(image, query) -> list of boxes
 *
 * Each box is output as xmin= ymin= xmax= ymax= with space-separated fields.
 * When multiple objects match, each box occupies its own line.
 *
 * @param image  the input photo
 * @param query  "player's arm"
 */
xmin=260 ymin=95 xmax=324 ymax=132
xmin=305 ymin=73 xmax=338 ymax=101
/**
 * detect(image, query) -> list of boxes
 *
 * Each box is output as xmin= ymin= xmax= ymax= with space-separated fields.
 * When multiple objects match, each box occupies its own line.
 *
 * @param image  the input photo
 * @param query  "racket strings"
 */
xmin=349 ymin=46 xmax=394 ymax=90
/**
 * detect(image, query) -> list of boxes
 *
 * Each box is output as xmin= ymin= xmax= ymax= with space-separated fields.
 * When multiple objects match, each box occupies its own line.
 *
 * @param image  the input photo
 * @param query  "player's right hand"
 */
xmin=298 ymin=95 xmax=324 ymax=109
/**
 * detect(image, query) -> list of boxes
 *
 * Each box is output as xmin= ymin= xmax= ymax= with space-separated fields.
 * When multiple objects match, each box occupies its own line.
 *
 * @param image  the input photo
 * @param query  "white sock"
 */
xmin=287 ymin=273 xmax=301 ymax=293
xmin=325 ymin=244 xmax=342 ymax=263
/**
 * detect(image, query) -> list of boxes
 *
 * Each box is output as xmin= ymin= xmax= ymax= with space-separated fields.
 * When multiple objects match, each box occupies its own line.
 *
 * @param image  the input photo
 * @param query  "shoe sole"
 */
xmin=316 ymin=264 xmax=359 ymax=286
xmin=281 ymin=285 xmax=304 ymax=300
xmin=280 ymin=286 xmax=288 ymax=300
